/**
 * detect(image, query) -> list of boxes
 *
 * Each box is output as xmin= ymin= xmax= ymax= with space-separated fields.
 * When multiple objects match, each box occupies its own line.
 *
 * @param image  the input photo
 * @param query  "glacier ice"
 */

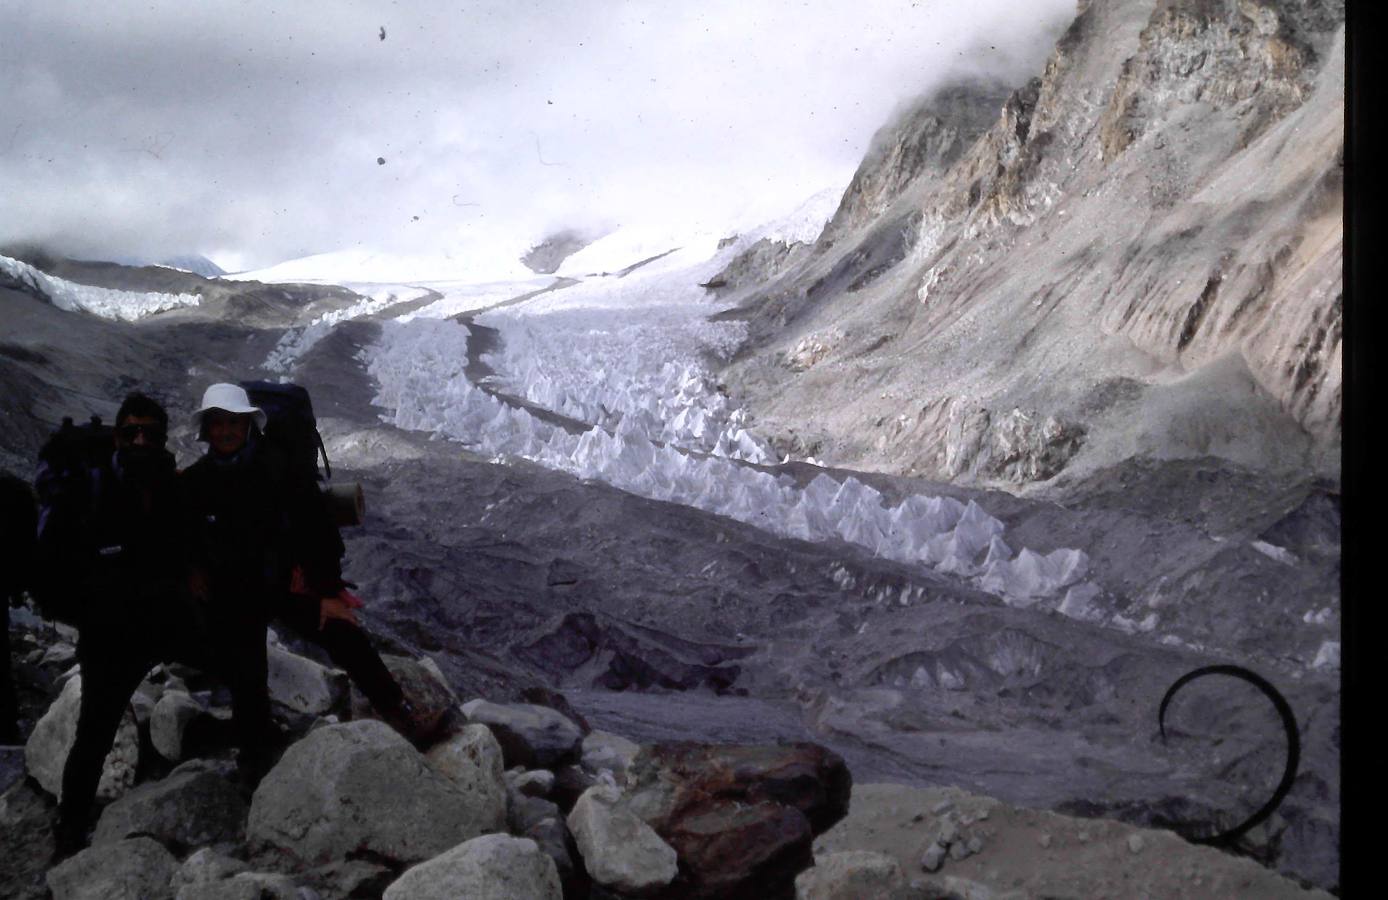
xmin=476 ymin=305 xmax=774 ymax=464
xmin=2 ymin=254 xmax=200 ymax=321
xmin=365 ymin=317 xmax=1091 ymax=608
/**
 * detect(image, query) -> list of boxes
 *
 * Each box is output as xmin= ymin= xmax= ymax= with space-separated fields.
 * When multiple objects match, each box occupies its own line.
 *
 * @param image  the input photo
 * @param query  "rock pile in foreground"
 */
xmin=1 ymin=623 xmax=851 ymax=899
xmin=0 ymin=613 xmax=1333 ymax=898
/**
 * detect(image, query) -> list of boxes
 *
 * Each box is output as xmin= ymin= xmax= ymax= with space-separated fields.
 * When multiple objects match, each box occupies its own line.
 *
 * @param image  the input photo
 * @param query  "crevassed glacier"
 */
xmin=364 ymin=317 xmax=1092 ymax=610
xmin=2 ymin=254 xmax=200 ymax=322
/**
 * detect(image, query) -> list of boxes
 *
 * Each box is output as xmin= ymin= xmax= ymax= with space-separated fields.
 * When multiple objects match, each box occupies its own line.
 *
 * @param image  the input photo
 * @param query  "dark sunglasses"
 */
xmin=117 ymin=423 xmax=167 ymax=444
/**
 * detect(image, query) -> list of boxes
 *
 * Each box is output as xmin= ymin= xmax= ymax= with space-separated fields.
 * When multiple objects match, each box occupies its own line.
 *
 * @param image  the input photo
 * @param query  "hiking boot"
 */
xmin=381 ymin=697 xmax=435 ymax=749
xmin=51 ymin=814 xmax=88 ymax=865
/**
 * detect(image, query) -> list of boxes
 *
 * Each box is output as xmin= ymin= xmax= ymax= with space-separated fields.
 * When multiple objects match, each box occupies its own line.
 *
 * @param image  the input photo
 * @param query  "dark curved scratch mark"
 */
xmin=1159 ymin=664 xmax=1300 ymax=847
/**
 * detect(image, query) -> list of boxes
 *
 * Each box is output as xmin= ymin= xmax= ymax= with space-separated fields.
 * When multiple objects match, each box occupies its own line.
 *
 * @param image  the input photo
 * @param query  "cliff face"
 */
xmin=722 ymin=0 xmax=1342 ymax=489
xmin=819 ymin=82 xmax=1016 ymax=247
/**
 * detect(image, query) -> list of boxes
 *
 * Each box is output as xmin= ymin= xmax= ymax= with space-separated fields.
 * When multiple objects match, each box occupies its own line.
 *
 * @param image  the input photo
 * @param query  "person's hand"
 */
xmin=318 ymin=589 xmax=364 ymax=630
xmin=289 ymin=564 xmax=310 ymax=596
xmin=188 ymin=567 xmax=212 ymax=603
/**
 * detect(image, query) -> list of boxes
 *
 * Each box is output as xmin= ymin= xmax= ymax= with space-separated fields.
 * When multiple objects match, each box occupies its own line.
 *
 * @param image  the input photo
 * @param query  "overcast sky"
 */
xmin=1 ymin=0 xmax=1074 ymax=271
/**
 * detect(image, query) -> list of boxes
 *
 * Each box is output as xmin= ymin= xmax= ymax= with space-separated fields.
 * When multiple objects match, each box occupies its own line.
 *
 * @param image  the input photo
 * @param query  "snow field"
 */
xmin=225 ymin=242 xmax=538 ymax=285
xmin=364 ymin=316 xmax=1092 ymax=608
xmin=399 ymin=278 xmax=557 ymax=321
xmin=2 ymin=254 xmax=201 ymax=321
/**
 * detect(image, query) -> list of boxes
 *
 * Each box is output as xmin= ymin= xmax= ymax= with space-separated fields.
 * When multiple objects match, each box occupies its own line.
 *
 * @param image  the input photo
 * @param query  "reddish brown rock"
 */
xmin=618 ymin=742 xmax=851 ymax=899
xmin=666 ymin=800 xmax=813 ymax=899
xmin=351 ymin=655 xmax=457 ymax=746
xmin=623 ymin=742 xmax=851 ymax=833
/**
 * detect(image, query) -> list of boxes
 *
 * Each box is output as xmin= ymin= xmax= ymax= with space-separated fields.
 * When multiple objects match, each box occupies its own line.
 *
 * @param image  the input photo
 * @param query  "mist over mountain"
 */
xmin=0 ymin=0 xmax=1343 ymax=896
xmin=716 ymin=0 xmax=1342 ymax=493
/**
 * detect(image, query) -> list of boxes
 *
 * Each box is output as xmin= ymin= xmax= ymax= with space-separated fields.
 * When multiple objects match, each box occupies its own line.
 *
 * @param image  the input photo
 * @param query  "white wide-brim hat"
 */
xmin=192 ymin=383 xmax=267 ymax=432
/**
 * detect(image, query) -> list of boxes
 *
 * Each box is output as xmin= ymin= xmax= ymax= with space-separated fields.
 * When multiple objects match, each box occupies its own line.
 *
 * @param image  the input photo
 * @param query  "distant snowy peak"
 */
xmin=159 ymin=255 xmax=225 ymax=278
xmin=99 ymin=253 xmax=225 ymax=278
xmin=214 ymin=180 xmax=852 ymax=293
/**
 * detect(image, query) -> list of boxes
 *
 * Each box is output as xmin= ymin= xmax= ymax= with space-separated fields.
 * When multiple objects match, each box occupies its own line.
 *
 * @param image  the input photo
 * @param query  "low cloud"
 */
xmin=1 ymin=0 xmax=1074 ymax=270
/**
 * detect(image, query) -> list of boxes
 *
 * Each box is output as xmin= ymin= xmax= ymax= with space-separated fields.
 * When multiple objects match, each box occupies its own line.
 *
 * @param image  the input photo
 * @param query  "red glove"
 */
xmin=318 ymin=587 xmax=364 ymax=630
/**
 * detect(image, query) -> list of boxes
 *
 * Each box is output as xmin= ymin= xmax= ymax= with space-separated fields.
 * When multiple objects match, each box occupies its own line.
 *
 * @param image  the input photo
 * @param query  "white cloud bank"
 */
xmin=1 ymin=0 xmax=1075 ymax=270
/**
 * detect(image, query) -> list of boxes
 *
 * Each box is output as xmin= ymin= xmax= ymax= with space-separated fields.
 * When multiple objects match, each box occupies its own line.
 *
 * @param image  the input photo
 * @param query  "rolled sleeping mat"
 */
xmin=323 ymin=482 xmax=365 ymax=527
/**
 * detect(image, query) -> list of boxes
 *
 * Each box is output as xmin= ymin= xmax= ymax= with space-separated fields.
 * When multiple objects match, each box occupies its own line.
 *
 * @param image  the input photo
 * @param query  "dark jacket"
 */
xmin=34 ymin=447 xmax=191 ymax=630
xmin=181 ymin=432 xmax=344 ymax=614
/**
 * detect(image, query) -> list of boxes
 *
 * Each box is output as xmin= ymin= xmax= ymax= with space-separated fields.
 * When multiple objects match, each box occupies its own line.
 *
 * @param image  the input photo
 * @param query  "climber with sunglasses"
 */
xmin=33 ymin=392 xmax=267 ymax=860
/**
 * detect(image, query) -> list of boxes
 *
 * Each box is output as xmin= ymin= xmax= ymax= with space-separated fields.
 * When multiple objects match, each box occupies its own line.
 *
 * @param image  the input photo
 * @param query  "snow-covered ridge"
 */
xmin=752 ymin=184 xmax=846 ymax=246
xmin=1 ymin=254 xmax=201 ymax=322
xmin=365 ymin=317 xmax=1093 ymax=611
xmin=225 ymin=244 xmax=538 ymax=285
xmin=264 ymin=285 xmax=433 ymax=373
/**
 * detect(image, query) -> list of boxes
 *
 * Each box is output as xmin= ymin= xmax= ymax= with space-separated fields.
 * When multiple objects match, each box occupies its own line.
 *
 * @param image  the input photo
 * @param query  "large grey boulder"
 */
xmin=47 ymin=836 xmax=178 ymax=900
xmin=266 ymin=643 xmax=348 ymax=721
xmin=795 ymin=851 xmax=907 ymax=900
xmin=423 ymin=723 xmax=507 ymax=833
xmin=92 ymin=760 xmax=247 ymax=850
xmin=567 ymin=783 xmax=678 ymax=895
xmin=247 ymin=719 xmax=496 ymax=866
xmin=462 ymin=699 xmax=583 ymax=769
xmin=25 ymin=674 xmax=138 ymax=802
xmin=383 ymin=834 xmax=562 ymax=900
xmin=150 ymin=690 xmax=205 ymax=762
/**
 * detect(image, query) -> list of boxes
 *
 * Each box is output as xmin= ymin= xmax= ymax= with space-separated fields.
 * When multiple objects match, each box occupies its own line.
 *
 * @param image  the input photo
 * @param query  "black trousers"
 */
xmin=56 ymin=594 xmax=271 ymax=835
xmin=57 ymin=590 xmax=403 ymax=837
xmin=273 ymin=593 xmax=404 ymax=715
